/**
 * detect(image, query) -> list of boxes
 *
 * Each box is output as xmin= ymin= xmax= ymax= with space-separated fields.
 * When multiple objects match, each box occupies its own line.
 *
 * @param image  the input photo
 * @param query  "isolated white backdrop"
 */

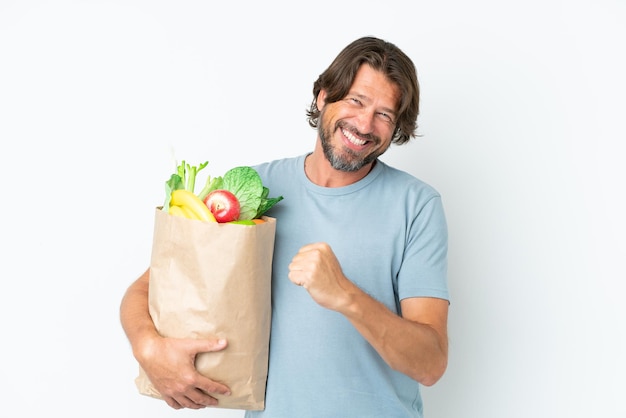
xmin=1 ymin=1 xmax=624 ymax=417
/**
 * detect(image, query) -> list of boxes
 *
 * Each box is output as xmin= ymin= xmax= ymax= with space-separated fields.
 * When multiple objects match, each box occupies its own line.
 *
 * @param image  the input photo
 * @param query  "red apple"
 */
xmin=203 ymin=189 xmax=241 ymax=223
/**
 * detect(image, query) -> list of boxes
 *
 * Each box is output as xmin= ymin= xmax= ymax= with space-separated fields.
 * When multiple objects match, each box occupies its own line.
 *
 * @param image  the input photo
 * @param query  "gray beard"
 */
xmin=318 ymin=123 xmax=380 ymax=172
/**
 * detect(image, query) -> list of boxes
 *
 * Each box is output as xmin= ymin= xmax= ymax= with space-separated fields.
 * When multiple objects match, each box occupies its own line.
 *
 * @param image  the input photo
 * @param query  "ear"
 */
xmin=316 ymin=89 xmax=327 ymax=111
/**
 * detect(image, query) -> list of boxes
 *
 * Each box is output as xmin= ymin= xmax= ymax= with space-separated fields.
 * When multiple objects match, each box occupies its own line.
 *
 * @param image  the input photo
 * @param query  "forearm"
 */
xmin=288 ymin=242 xmax=448 ymax=384
xmin=119 ymin=268 xmax=159 ymax=360
xmin=340 ymin=285 xmax=448 ymax=386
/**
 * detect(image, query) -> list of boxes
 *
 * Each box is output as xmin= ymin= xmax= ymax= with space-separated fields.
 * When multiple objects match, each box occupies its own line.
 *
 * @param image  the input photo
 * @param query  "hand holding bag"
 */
xmin=134 ymin=208 xmax=275 ymax=410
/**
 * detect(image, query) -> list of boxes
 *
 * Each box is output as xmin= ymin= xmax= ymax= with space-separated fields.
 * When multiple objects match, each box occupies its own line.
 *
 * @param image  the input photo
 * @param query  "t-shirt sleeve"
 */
xmin=397 ymin=194 xmax=449 ymax=302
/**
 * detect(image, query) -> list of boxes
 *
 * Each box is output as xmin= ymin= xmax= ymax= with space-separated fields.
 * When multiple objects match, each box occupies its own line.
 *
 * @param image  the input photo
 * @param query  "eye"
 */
xmin=377 ymin=112 xmax=394 ymax=123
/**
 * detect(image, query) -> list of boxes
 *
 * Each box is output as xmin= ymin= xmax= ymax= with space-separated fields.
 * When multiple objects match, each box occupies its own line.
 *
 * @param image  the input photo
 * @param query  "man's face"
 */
xmin=317 ymin=64 xmax=399 ymax=172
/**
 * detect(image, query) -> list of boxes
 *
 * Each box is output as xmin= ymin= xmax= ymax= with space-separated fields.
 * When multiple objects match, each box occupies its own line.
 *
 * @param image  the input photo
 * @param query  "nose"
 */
xmin=354 ymin=108 xmax=376 ymax=135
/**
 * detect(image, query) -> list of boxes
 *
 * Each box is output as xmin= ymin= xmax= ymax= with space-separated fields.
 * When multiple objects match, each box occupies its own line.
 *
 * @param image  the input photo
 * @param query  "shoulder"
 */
xmin=253 ymin=154 xmax=303 ymax=178
xmin=252 ymin=154 xmax=306 ymax=197
xmin=376 ymin=160 xmax=442 ymax=202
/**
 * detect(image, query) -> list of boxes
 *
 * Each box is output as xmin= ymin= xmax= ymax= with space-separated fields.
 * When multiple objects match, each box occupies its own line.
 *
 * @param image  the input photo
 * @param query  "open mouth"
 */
xmin=342 ymin=128 xmax=367 ymax=146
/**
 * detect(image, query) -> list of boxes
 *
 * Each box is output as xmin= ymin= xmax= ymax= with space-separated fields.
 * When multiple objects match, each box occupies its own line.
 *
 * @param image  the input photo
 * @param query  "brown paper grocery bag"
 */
xmin=135 ymin=208 xmax=275 ymax=410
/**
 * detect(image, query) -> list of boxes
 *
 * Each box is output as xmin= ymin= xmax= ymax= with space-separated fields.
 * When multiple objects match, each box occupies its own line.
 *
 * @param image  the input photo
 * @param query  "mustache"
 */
xmin=336 ymin=121 xmax=378 ymax=143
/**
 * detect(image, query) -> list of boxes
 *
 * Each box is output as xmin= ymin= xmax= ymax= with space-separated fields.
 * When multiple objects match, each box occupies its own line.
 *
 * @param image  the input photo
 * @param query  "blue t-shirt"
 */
xmin=246 ymin=154 xmax=449 ymax=418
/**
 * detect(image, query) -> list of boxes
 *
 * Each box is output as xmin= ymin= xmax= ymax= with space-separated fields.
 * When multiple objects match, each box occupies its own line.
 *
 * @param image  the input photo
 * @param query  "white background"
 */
xmin=1 ymin=1 xmax=624 ymax=417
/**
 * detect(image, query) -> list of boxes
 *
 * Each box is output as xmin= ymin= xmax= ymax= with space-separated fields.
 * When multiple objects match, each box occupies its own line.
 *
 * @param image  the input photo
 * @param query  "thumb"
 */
xmin=188 ymin=337 xmax=228 ymax=354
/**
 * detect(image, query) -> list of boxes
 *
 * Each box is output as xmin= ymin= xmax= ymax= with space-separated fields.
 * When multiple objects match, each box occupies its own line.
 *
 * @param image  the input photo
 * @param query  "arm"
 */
xmin=119 ymin=268 xmax=231 ymax=409
xmin=288 ymin=243 xmax=448 ymax=386
xmin=343 ymin=293 xmax=448 ymax=386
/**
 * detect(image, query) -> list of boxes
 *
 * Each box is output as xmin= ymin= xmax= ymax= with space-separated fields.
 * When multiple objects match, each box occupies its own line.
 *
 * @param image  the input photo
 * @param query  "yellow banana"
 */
xmin=170 ymin=189 xmax=217 ymax=222
xmin=178 ymin=205 xmax=196 ymax=219
xmin=168 ymin=205 xmax=191 ymax=219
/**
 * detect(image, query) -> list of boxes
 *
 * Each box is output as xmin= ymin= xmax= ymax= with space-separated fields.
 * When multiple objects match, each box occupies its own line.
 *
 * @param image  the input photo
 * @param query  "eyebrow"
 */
xmin=352 ymin=92 xmax=398 ymax=119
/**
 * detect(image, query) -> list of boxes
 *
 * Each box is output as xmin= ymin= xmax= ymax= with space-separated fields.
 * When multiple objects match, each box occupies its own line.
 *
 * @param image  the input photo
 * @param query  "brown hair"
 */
xmin=306 ymin=36 xmax=420 ymax=145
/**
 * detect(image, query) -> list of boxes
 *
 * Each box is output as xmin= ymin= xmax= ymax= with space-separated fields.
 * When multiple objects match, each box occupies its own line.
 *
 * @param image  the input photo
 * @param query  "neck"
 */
xmin=304 ymin=142 xmax=375 ymax=188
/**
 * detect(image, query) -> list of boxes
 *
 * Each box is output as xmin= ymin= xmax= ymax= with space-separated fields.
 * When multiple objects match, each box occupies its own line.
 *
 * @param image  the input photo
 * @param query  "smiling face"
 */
xmin=317 ymin=64 xmax=400 ymax=172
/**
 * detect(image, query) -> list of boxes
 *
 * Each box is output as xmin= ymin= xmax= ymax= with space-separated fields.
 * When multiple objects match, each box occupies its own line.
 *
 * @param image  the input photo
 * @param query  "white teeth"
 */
xmin=342 ymin=129 xmax=366 ymax=146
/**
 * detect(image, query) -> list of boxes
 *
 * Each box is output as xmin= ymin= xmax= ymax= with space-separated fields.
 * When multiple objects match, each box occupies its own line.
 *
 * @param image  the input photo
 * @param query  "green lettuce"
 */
xmin=197 ymin=165 xmax=283 ymax=220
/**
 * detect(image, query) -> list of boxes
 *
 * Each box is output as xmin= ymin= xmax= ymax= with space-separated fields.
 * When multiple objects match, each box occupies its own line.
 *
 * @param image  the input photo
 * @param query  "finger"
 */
xmin=289 ymin=276 xmax=303 ymax=286
xmin=178 ymin=397 xmax=207 ymax=410
xmin=188 ymin=389 xmax=220 ymax=407
xmin=196 ymin=377 xmax=232 ymax=398
xmin=288 ymin=269 xmax=303 ymax=286
xmin=182 ymin=400 xmax=206 ymax=410
xmin=192 ymin=366 xmax=232 ymax=398
xmin=173 ymin=391 xmax=213 ymax=410
xmin=163 ymin=396 xmax=184 ymax=410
